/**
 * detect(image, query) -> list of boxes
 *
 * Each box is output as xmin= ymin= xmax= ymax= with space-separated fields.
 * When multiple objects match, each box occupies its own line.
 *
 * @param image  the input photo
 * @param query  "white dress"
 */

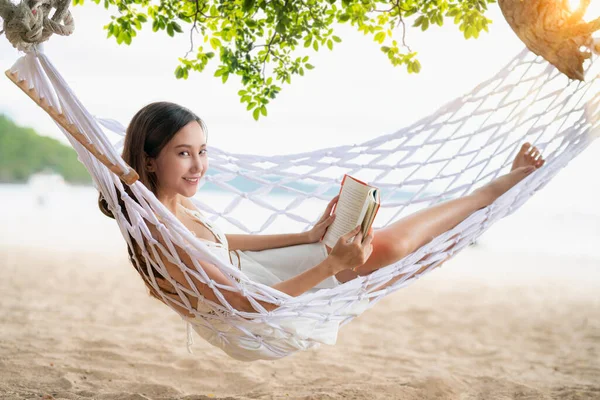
xmin=178 ymin=204 xmax=369 ymax=361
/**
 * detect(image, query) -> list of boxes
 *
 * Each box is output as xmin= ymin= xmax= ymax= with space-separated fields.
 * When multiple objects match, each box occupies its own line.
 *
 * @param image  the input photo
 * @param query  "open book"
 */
xmin=322 ymin=174 xmax=381 ymax=248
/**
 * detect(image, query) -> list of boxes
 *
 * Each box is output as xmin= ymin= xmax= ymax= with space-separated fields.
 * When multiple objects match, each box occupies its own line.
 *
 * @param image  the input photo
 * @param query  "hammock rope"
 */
xmin=0 ymin=0 xmax=74 ymax=52
xmin=3 ymin=0 xmax=600 ymax=361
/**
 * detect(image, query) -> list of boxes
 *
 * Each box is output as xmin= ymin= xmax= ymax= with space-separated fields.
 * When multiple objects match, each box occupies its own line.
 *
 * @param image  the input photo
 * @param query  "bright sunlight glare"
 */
xmin=568 ymin=0 xmax=600 ymax=21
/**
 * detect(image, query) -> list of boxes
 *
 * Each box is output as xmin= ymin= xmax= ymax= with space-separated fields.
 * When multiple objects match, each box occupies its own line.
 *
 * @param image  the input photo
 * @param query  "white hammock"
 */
xmin=5 ymin=42 xmax=599 ymax=360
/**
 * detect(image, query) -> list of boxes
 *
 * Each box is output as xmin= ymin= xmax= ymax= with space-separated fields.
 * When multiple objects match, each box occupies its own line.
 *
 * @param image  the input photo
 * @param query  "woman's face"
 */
xmin=148 ymin=120 xmax=208 ymax=199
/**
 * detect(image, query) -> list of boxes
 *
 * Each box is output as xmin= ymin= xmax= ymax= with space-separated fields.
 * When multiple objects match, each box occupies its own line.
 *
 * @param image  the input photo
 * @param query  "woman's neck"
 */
xmin=157 ymin=192 xmax=181 ymax=215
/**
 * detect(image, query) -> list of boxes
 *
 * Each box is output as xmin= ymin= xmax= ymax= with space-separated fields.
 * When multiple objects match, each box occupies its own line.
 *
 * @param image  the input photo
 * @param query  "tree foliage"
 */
xmin=0 ymin=115 xmax=91 ymax=183
xmin=76 ymin=0 xmax=495 ymax=119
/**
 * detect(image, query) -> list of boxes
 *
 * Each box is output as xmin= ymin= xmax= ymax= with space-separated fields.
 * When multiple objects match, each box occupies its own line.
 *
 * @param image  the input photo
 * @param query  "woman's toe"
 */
xmin=525 ymin=152 xmax=533 ymax=164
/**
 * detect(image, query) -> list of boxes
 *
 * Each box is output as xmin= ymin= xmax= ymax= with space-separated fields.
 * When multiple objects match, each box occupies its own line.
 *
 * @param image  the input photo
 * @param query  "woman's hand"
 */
xmin=328 ymin=225 xmax=374 ymax=273
xmin=306 ymin=195 xmax=339 ymax=243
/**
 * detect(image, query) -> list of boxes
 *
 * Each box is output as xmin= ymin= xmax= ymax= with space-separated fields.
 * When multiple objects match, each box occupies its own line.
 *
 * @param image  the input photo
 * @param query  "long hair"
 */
xmin=98 ymin=101 xmax=208 ymax=301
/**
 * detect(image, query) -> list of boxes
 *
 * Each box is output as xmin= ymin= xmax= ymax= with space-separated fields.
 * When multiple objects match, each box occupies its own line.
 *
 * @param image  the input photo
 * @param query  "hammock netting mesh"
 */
xmin=5 ymin=42 xmax=599 ymax=360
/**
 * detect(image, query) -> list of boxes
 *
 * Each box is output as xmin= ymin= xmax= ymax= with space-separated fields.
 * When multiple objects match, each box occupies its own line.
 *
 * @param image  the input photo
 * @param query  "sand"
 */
xmin=0 ymin=240 xmax=598 ymax=400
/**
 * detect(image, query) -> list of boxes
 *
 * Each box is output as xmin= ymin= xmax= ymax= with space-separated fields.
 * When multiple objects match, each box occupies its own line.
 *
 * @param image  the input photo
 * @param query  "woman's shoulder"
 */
xmin=178 ymin=197 xmax=205 ymax=218
xmin=180 ymin=197 xmax=198 ymax=211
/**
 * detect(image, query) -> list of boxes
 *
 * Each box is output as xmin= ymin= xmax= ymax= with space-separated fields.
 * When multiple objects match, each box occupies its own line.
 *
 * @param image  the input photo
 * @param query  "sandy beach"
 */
xmin=1 ymin=239 xmax=598 ymax=400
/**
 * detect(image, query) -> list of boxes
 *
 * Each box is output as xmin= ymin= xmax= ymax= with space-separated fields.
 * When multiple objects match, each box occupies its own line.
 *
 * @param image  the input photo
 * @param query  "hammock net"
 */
xmin=5 ymin=36 xmax=600 ymax=360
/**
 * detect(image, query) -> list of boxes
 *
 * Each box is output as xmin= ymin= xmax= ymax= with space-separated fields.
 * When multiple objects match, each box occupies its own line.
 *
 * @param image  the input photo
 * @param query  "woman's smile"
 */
xmin=183 ymin=176 xmax=200 ymax=185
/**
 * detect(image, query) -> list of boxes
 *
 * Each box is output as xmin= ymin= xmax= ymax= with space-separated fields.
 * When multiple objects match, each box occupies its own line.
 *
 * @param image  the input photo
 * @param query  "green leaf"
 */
xmin=413 ymin=60 xmax=421 ymax=73
xmin=172 ymin=22 xmax=183 ymax=33
xmin=464 ymin=26 xmax=473 ymax=39
xmin=253 ymin=108 xmax=260 ymax=120
xmin=243 ymin=0 xmax=255 ymax=12
xmin=436 ymin=14 xmax=443 ymax=26
xmin=210 ymin=37 xmax=221 ymax=49
xmin=332 ymin=36 xmax=341 ymax=43
xmin=305 ymin=63 xmax=314 ymax=70
xmin=175 ymin=66 xmax=184 ymax=79
xmin=374 ymin=31 xmax=385 ymax=44
xmin=276 ymin=20 xmax=286 ymax=34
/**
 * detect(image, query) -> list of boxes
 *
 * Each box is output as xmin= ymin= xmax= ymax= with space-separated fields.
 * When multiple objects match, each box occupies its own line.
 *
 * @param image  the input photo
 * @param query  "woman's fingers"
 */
xmin=326 ymin=195 xmax=339 ymax=210
xmin=362 ymin=231 xmax=374 ymax=247
xmin=355 ymin=229 xmax=363 ymax=243
xmin=323 ymin=213 xmax=336 ymax=227
xmin=319 ymin=195 xmax=340 ymax=222
xmin=343 ymin=225 xmax=361 ymax=240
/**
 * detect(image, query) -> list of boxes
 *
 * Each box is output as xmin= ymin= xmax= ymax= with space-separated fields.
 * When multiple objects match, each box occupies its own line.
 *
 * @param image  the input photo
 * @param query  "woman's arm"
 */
xmin=156 ymin=240 xmax=341 ymax=313
xmin=271 ymin=257 xmax=340 ymax=297
xmin=226 ymin=232 xmax=311 ymax=252
xmin=183 ymin=196 xmax=339 ymax=252
xmin=180 ymin=197 xmax=312 ymax=251
xmin=149 ymin=223 xmax=344 ymax=313
xmin=150 ymin=225 xmax=368 ymax=315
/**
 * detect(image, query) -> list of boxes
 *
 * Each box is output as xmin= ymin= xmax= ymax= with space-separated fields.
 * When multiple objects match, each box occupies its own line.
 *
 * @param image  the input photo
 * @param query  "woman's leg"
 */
xmin=331 ymin=142 xmax=545 ymax=283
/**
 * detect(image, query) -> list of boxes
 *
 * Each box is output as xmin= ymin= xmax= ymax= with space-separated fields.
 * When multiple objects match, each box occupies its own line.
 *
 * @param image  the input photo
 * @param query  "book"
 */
xmin=322 ymin=174 xmax=381 ymax=248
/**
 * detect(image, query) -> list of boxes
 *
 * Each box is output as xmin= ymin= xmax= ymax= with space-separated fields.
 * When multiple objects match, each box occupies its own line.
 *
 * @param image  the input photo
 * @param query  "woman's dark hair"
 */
xmin=98 ymin=101 xmax=208 ymax=300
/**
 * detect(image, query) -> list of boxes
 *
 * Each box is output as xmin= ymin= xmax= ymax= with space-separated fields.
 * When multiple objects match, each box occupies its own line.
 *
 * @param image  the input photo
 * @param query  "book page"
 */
xmin=322 ymin=176 xmax=371 ymax=248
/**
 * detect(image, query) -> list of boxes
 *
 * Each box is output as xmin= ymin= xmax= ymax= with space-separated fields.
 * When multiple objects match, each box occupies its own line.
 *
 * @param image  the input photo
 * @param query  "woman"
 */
xmin=100 ymin=101 xmax=545 ymax=316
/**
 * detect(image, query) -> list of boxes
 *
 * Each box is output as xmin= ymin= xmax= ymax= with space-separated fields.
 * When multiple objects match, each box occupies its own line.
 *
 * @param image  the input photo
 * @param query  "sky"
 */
xmin=0 ymin=2 xmax=574 ymax=155
xmin=0 ymin=1 xmax=599 ymax=212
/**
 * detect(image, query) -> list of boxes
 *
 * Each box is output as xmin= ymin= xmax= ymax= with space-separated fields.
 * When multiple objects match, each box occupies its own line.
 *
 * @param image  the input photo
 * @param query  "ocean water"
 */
xmin=0 ymin=172 xmax=598 ymax=263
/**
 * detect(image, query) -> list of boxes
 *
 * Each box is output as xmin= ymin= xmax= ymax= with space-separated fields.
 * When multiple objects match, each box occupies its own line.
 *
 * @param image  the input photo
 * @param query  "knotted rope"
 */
xmin=0 ymin=0 xmax=74 ymax=52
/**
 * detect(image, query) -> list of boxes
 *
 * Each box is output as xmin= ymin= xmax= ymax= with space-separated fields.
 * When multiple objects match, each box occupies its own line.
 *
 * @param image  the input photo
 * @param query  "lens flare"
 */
xmin=568 ymin=0 xmax=581 ymax=12
xmin=568 ymin=0 xmax=600 ymax=21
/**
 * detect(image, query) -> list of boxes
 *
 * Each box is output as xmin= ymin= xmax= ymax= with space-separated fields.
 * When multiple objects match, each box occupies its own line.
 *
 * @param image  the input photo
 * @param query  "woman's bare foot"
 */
xmin=512 ymin=142 xmax=545 ymax=170
xmin=476 ymin=142 xmax=545 ymax=203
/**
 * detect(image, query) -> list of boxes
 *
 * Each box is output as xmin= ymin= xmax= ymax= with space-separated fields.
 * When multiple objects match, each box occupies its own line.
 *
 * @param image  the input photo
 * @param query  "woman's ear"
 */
xmin=145 ymin=154 xmax=156 ymax=172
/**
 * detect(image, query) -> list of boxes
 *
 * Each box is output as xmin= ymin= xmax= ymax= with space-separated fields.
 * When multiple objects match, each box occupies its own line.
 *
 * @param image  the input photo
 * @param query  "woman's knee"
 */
xmin=353 ymin=233 xmax=412 ymax=275
xmin=374 ymin=232 xmax=413 ymax=262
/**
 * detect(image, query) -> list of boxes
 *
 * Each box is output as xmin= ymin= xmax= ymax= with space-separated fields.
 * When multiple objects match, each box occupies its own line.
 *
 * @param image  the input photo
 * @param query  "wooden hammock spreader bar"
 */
xmin=5 ymin=69 xmax=139 ymax=185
